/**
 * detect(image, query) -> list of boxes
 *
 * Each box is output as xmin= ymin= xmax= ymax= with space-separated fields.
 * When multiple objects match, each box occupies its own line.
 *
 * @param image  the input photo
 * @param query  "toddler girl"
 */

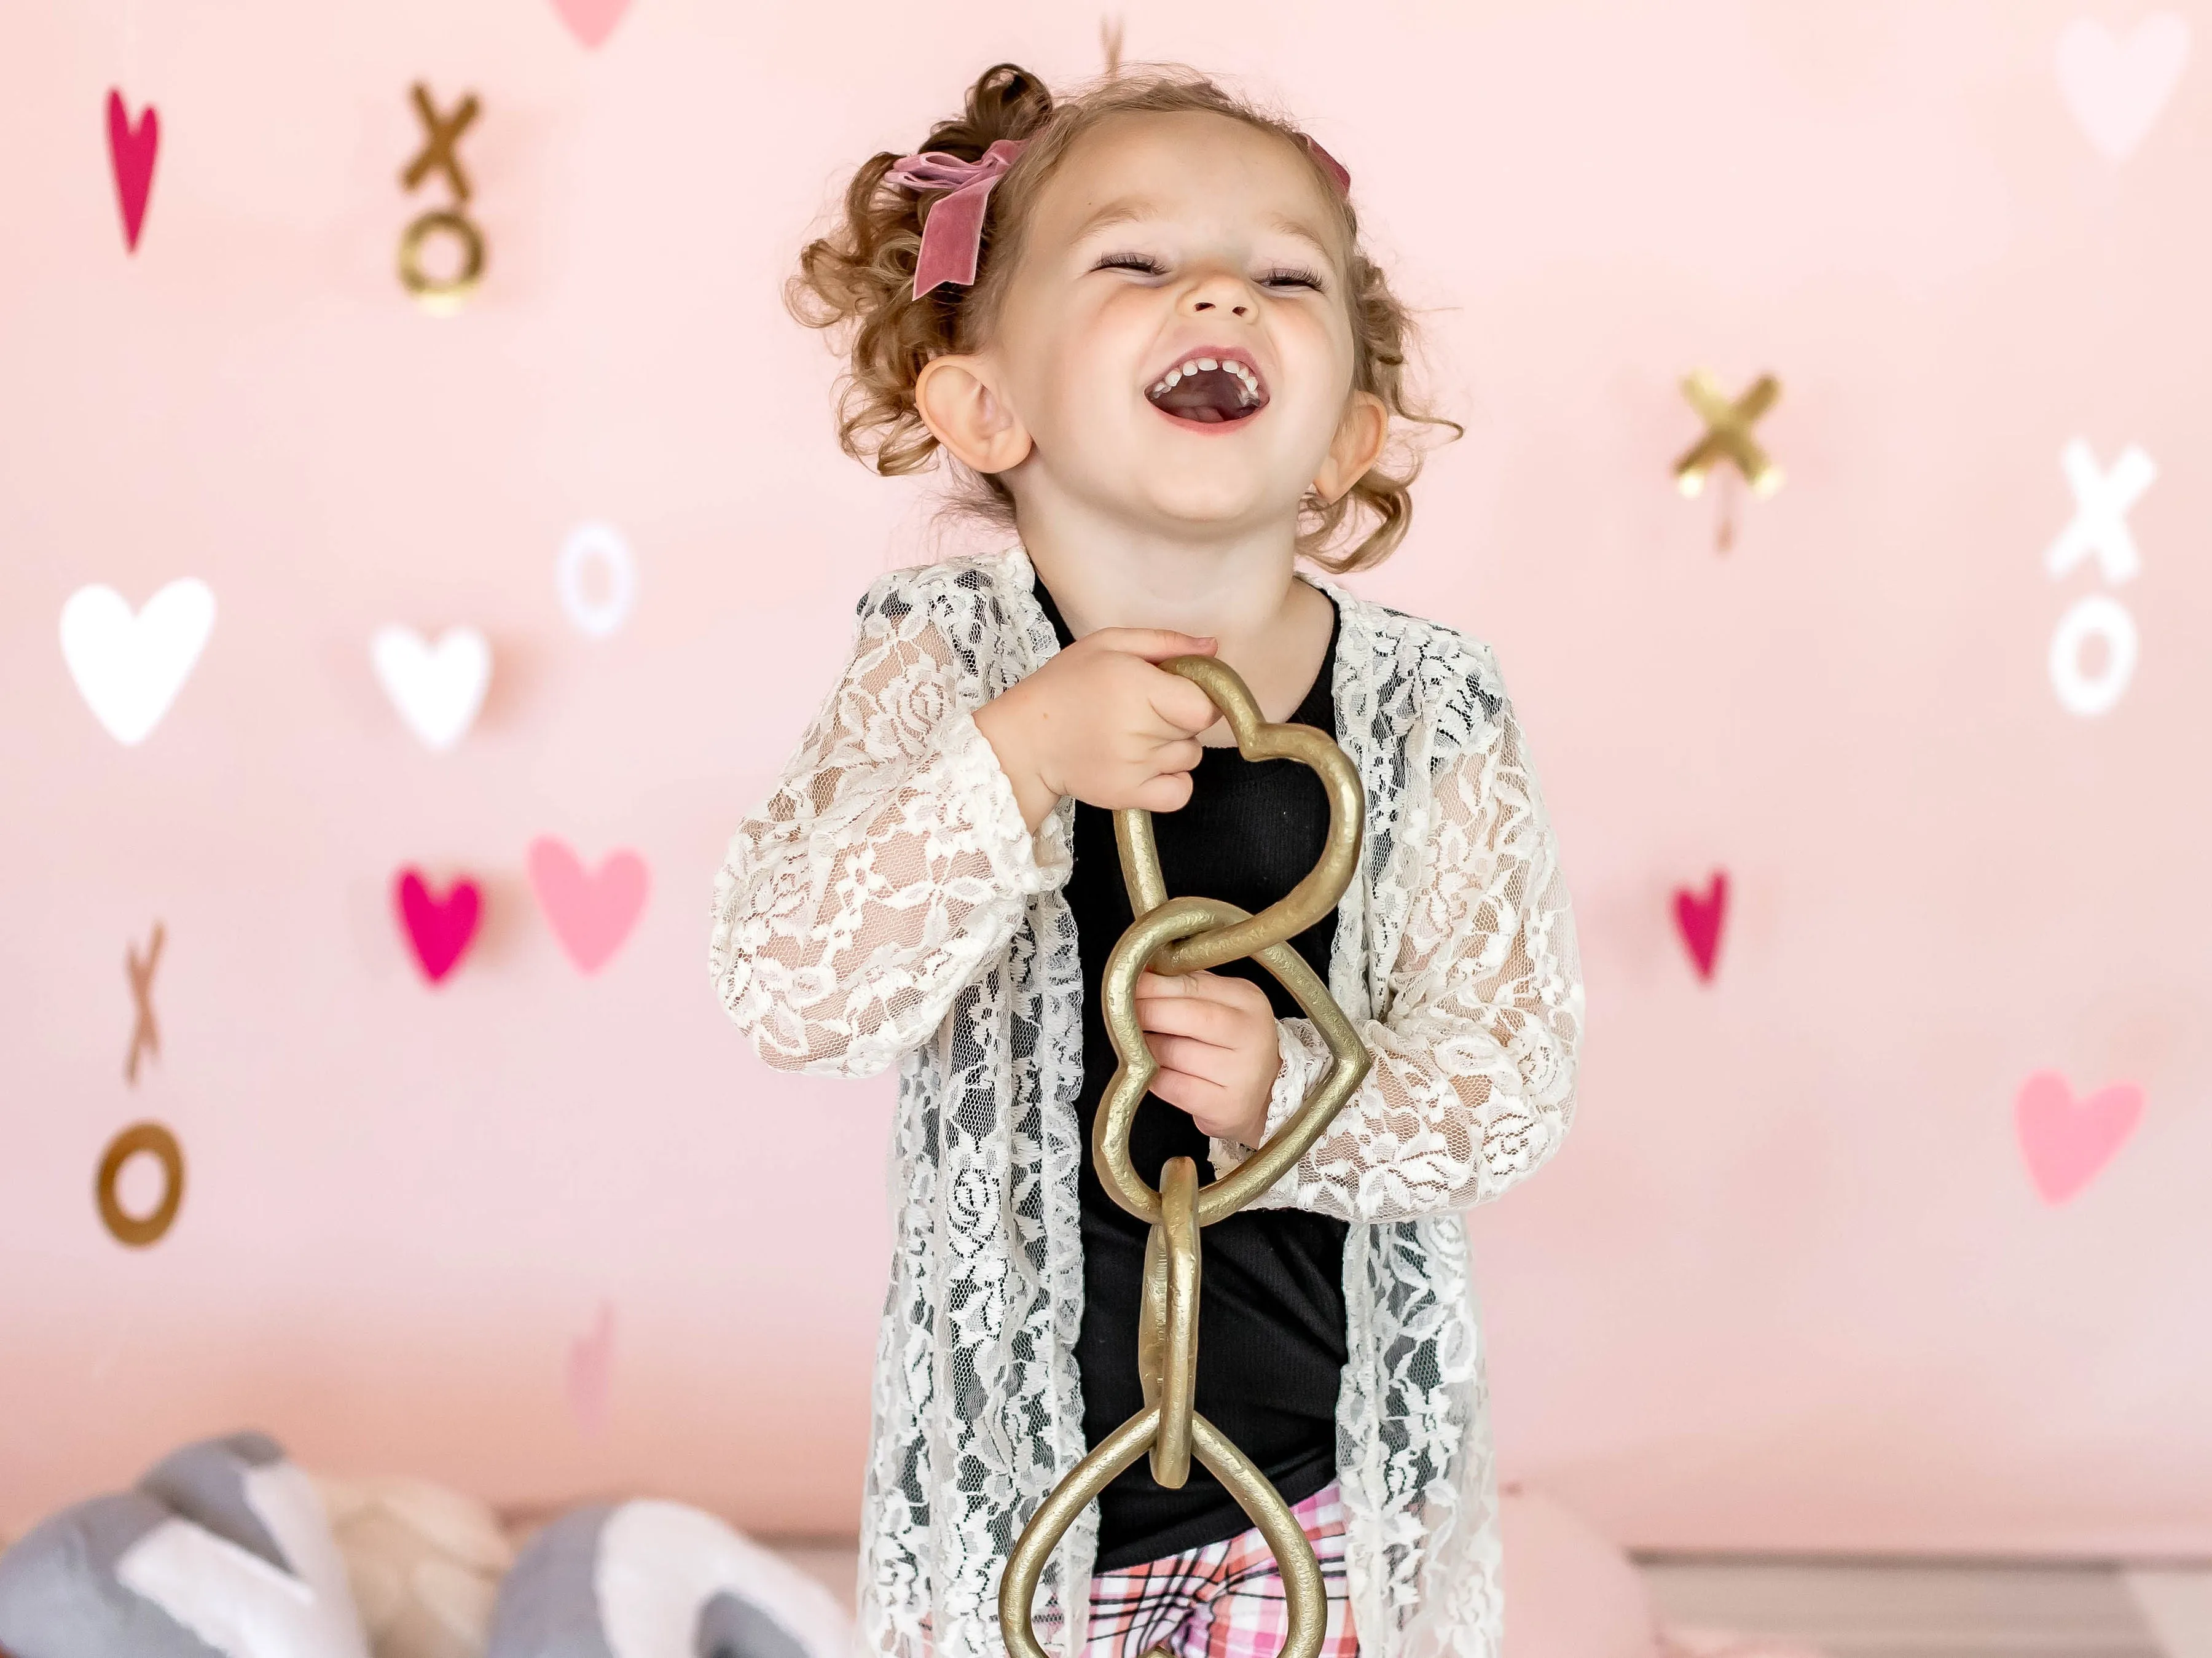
xmin=712 ymin=63 xmax=1583 ymax=1658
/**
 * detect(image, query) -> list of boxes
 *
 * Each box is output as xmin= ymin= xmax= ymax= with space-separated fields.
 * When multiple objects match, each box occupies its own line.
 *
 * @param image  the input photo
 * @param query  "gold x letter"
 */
xmin=1674 ymin=370 xmax=1783 ymax=498
xmin=125 ymin=921 xmax=165 ymax=1084
xmin=401 ymin=83 xmax=480 ymax=203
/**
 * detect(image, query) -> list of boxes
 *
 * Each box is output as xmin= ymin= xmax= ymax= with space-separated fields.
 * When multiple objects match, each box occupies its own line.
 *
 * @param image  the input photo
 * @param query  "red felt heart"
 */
xmin=1673 ymin=870 xmax=1728 ymax=981
xmin=395 ymin=869 xmax=482 ymax=984
xmin=106 ymin=90 xmax=159 ymax=253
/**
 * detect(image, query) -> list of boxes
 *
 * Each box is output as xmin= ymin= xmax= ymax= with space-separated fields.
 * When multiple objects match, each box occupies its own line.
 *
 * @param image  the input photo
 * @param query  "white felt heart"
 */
xmin=2056 ymin=15 xmax=2190 ymax=161
xmin=371 ymin=625 xmax=491 ymax=752
xmin=60 ymin=578 xmax=216 ymax=746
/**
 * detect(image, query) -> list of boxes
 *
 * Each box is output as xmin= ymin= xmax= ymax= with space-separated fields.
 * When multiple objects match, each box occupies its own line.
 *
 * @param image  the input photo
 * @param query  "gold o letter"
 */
xmin=398 ymin=209 xmax=486 ymax=315
xmin=97 ymin=1120 xmax=185 ymax=1248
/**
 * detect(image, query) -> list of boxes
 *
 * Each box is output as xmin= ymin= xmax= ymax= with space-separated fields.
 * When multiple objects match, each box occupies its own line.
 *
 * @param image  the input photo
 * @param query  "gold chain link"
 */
xmin=1000 ymin=656 xmax=1373 ymax=1658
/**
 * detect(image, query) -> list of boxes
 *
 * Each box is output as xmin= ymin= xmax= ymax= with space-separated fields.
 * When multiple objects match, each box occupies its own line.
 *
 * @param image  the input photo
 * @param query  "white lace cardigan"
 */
xmin=710 ymin=545 xmax=1583 ymax=1658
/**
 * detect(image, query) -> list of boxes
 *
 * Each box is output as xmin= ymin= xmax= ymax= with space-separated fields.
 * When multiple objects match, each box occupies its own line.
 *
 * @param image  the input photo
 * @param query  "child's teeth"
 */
xmin=1149 ymin=358 xmax=1264 ymax=406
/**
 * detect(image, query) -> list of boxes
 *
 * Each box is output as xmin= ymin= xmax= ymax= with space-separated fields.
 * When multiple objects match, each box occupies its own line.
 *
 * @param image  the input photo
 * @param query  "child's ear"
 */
xmin=915 ymin=356 xmax=1033 ymax=474
xmin=1312 ymin=391 xmax=1389 ymax=504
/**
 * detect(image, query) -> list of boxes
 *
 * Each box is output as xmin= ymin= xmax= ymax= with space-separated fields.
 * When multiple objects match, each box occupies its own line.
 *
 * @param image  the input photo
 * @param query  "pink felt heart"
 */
xmin=1673 ymin=870 xmax=1728 ymax=981
xmin=106 ymin=90 xmax=159 ymax=252
xmin=395 ymin=869 xmax=482 ymax=984
xmin=528 ymin=837 xmax=648 ymax=974
xmin=550 ymin=0 xmax=633 ymax=49
xmin=567 ymin=1300 xmax=614 ymax=1435
xmin=2015 ymin=1071 xmax=2143 ymax=1205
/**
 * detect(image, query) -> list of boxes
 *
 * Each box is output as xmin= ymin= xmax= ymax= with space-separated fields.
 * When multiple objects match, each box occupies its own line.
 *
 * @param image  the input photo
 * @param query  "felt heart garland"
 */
xmin=106 ymin=90 xmax=159 ymax=252
xmin=60 ymin=579 xmax=216 ymax=747
xmin=372 ymin=625 xmax=492 ymax=751
xmin=2055 ymin=14 xmax=2190 ymax=162
xmin=395 ymin=870 xmax=483 ymax=985
xmin=2015 ymin=1071 xmax=2143 ymax=1204
xmin=549 ymin=0 xmax=635 ymax=49
xmin=528 ymin=838 xmax=649 ymax=974
xmin=1673 ymin=871 xmax=1728 ymax=982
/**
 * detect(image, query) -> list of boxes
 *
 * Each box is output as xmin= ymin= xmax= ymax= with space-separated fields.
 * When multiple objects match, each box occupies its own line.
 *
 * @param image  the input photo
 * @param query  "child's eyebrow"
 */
xmin=1269 ymin=217 xmax=1337 ymax=262
xmin=1073 ymin=198 xmax=1158 ymax=239
xmin=1070 ymin=200 xmax=1340 ymax=264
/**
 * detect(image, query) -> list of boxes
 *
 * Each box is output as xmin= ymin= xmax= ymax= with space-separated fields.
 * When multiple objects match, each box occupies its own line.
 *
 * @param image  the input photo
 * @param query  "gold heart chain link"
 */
xmin=1000 ymin=656 xmax=1373 ymax=1658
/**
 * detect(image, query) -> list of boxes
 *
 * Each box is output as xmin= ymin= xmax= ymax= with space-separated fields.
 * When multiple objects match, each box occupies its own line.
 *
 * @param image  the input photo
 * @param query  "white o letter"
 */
xmin=2047 ymin=593 xmax=2138 ymax=718
xmin=556 ymin=522 xmax=636 ymax=638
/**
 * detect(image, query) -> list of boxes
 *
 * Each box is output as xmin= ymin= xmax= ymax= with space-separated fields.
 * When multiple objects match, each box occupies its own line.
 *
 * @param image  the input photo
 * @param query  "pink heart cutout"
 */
xmin=1673 ymin=870 xmax=1728 ymax=981
xmin=550 ymin=0 xmax=633 ymax=49
xmin=106 ymin=90 xmax=160 ymax=253
xmin=2015 ymin=1071 xmax=2143 ymax=1205
xmin=528 ymin=837 xmax=649 ymax=974
xmin=567 ymin=1300 xmax=614 ymax=1435
xmin=395 ymin=869 xmax=482 ymax=984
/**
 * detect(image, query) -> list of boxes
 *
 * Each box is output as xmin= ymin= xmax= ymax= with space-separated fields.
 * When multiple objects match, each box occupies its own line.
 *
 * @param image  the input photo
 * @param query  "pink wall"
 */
xmin=3 ymin=0 xmax=2206 ymax=1554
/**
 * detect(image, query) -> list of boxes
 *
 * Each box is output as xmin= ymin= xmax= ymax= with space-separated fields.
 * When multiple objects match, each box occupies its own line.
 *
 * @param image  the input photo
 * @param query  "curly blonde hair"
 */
xmin=788 ymin=63 xmax=1457 ymax=574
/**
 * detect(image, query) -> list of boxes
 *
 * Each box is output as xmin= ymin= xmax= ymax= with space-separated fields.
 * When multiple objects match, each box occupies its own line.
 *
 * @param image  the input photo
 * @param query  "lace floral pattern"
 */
xmin=710 ymin=548 xmax=1583 ymax=1658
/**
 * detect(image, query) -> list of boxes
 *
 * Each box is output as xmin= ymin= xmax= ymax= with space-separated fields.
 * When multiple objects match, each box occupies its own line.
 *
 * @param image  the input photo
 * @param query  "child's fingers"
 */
xmin=1137 ymin=970 xmax=1270 ymax=1012
xmin=1145 ymin=671 xmax=1223 ymax=738
xmin=1135 ymin=990 xmax=1245 ymax=1047
xmin=1091 ymin=627 xmax=1218 ymax=663
xmin=1144 ymin=1033 xmax=1233 ymax=1081
xmin=1135 ymin=968 xmax=1222 ymax=999
xmin=1125 ymin=770 xmax=1195 ymax=813
xmin=1145 ymin=1064 xmax=1229 ymax=1117
xmin=1147 ymin=737 xmax=1204 ymax=778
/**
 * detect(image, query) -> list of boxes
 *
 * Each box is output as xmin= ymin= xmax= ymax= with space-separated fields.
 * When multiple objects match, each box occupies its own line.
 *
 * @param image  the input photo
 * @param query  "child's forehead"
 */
xmin=1040 ymin=111 xmax=1341 ymax=244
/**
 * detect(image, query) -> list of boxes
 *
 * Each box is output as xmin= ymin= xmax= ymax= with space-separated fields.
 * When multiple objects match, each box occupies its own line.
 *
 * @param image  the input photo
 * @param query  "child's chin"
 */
xmin=1127 ymin=469 xmax=1286 ymax=528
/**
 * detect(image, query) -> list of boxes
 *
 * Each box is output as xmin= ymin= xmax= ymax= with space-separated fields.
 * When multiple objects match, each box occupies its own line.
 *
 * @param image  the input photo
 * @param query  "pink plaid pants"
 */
xmin=1080 ymin=1482 xmax=1357 ymax=1658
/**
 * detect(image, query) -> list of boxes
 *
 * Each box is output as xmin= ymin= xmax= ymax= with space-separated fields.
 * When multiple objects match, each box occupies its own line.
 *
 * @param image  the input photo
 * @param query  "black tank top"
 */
xmin=1033 ymin=579 xmax=1351 ymax=1571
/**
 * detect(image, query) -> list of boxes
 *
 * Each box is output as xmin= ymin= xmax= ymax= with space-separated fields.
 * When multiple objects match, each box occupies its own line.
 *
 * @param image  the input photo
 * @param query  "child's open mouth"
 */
xmin=1145 ymin=356 xmax=1268 ymax=425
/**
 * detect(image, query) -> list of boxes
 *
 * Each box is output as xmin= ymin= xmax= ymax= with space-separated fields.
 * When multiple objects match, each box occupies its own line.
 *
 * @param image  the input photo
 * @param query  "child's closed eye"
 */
xmin=1093 ymin=252 xmax=1167 ymax=276
xmin=1258 ymin=265 xmax=1326 ymax=292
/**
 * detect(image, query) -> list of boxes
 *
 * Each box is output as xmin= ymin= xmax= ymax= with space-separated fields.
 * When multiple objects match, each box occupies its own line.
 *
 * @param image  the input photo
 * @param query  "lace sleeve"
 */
xmin=709 ymin=574 xmax=1071 ymax=1077
xmin=1216 ymin=691 xmax=1582 ymax=1224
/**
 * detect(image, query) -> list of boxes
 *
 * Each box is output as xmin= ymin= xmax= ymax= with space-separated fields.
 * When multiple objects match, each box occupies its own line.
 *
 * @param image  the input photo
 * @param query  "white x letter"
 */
xmin=2045 ymin=439 xmax=2155 ymax=585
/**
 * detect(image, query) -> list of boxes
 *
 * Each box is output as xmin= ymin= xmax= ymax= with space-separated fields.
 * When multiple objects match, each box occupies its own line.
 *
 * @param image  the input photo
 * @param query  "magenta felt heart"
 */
xmin=106 ymin=89 xmax=159 ymax=252
xmin=1673 ymin=870 xmax=1728 ymax=981
xmin=395 ymin=869 xmax=482 ymax=984
xmin=528 ymin=837 xmax=648 ymax=974
xmin=2015 ymin=1071 xmax=2143 ymax=1205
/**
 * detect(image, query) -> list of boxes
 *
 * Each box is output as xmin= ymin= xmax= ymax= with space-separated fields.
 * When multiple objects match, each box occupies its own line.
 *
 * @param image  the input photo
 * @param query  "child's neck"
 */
xmin=1018 ymin=503 xmax=1337 ymax=741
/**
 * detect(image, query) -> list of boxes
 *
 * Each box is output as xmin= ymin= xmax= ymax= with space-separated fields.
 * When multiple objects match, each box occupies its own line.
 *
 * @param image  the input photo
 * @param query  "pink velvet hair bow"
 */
xmin=1304 ymin=136 xmax=1352 ymax=195
xmin=885 ymin=138 xmax=1029 ymax=299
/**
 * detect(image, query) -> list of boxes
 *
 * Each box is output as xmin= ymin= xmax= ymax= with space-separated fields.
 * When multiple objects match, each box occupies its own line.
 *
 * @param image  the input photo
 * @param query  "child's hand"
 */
xmin=975 ymin=629 xmax=1220 ymax=831
xmin=1134 ymin=969 xmax=1280 ymax=1148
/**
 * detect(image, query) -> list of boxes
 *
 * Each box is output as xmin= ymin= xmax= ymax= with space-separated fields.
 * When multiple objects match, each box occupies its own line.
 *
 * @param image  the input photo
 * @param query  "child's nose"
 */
xmin=1181 ymin=269 xmax=1254 ymax=319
